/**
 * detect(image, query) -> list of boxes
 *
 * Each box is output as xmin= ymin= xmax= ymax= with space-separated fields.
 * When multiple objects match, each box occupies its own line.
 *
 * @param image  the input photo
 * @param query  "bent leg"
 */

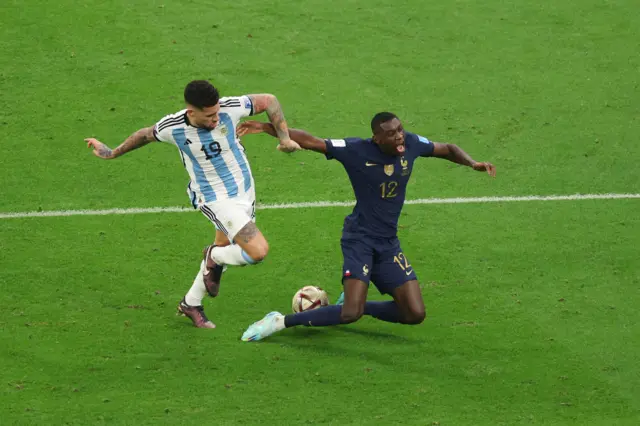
xmin=391 ymin=280 xmax=426 ymax=324
xmin=185 ymin=230 xmax=231 ymax=303
xmin=214 ymin=229 xmax=231 ymax=247
xmin=208 ymin=222 xmax=268 ymax=266
xmin=201 ymin=194 xmax=267 ymax=266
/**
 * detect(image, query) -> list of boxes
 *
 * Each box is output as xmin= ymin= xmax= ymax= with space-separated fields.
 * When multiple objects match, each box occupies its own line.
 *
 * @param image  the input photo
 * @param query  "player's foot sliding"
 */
xmin=241 ymin=312 xmax=285 ymax=341
xmin=177 ymin=298 xmax=216 ymax=329
xmin=241 ymin=301 xmax=405 ymax=341
xmin=242 ymin=306 xmax=343 ymax=341
xmin=202 ymin=245 xmax=224 ymax=297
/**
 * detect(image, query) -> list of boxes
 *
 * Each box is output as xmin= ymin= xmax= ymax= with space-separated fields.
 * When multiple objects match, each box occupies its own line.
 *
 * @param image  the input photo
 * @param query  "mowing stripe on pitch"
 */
xmin=0 ymin=193 xmax=638 ymax=219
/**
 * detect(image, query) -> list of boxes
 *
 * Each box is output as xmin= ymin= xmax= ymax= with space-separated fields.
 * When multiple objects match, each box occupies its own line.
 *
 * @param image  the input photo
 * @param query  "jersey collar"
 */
xmin=183 ymin=112 xmax=195 ymax=127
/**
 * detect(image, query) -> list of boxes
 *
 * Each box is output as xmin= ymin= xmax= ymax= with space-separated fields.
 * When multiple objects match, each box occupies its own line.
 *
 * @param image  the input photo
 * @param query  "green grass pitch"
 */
xmin=1 ymin=0 xmax=639 ymax=424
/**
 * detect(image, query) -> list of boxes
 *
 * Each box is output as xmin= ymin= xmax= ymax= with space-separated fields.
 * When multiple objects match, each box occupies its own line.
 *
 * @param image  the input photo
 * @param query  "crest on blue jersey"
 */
xmin=384 ymin=164 xmax=394 ymax=176
xmin=400 ymin=157 xmax=410 ymax=176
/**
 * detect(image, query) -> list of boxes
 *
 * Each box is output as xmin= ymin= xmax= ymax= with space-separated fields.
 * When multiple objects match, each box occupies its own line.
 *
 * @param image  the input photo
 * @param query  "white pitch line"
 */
xmin=0 ymin=193 xmax=638 ymax=219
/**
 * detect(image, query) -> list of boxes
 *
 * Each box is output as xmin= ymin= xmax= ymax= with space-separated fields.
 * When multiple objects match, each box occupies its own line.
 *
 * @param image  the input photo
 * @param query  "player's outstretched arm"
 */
xmin=247 ymin=94 xmax=300 ymax=153
xmin=432 ymin=142 xmax=496 ymax=177
xmin=85 ymin=126 xmax=156 ymax=160
xmin=237 ymin=121 xmax=327 ymax=154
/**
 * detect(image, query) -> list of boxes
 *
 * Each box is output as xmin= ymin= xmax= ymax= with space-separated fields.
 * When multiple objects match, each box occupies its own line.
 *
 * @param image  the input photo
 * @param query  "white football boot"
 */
xmin=241 ymin=311 xmax=284 ymax=342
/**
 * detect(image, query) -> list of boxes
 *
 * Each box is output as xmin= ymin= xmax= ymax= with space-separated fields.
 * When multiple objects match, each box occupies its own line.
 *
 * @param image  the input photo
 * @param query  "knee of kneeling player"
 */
xmin=250 ymin=246 xmax=269 ymax=263
xmin=340 ymin=309 xmax=363 ymax=324
xmin=404 ymin=308 xmax=426 ymax=325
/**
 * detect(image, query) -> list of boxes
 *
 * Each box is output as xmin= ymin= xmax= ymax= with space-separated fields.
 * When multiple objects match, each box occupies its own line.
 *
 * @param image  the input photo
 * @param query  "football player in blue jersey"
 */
xmin=236 ymin=112 xmax=495 ymax=341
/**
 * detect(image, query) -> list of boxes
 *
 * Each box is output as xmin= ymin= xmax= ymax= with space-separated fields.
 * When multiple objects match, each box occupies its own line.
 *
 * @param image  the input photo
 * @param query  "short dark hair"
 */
xmin=184 ymin=80 xmax=220 ymax=109
xmin=370 ymin=112 xmax=398 ymax=133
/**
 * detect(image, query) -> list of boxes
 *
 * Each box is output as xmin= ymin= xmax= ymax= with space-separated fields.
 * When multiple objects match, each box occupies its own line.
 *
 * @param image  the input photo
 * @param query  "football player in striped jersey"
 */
xmin=85 ymin=80 xmax=300 ymax=328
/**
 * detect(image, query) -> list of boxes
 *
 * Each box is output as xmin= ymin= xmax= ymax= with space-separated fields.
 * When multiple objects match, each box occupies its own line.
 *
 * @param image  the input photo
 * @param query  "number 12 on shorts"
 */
xmin=393 ymin=252 xmax=413 ymax=275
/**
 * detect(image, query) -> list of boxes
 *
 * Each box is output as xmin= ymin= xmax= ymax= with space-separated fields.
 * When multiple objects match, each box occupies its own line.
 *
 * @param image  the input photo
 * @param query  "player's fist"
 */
xmin=85 ymin=138 xmax=115 ymax=159
xmin=277 ymin=138 xmax=301 ymax=153
xmin=472 ymin=162 xmax=496 ymax=177
xmin=236 ymin=121 xmax=266 ymax=137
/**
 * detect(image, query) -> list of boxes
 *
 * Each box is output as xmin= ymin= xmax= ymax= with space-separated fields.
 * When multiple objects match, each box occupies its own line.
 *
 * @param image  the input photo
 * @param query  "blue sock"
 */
xmin=284 ymin=305 xmax=342 ymax=328
xmin=364 ymin=301 xmax=402 ymax=323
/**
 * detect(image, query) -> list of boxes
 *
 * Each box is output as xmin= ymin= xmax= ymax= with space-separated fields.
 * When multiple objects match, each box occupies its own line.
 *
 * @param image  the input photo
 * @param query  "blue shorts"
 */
xmin=340 ymin=232 xmax=418 ymax=295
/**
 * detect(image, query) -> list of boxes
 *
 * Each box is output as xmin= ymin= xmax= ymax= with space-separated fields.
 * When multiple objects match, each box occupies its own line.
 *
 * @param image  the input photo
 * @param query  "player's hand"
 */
xmin=85 ymin=138 xmax=115 ymax=159
xmin=472 ymin=162 xmax=496 ymax=177
xmin=277 ymin=138 xmax=302 ymax=153
xmin=236 ymin=121 xmax=266 ymax=137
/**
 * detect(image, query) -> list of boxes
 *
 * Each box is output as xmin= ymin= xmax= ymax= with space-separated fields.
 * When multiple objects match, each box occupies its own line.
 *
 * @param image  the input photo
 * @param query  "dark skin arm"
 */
xmin=238 ymin=121 xmax=496 ymax=177
xmin=431 ymin=142 xmax=496 ymax=176
xmin=237 ymin=121 xmax=327 ymax=153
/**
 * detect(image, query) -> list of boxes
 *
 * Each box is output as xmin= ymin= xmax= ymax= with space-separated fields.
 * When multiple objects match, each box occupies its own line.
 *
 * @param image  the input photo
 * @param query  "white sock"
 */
xmin=184 ymin=260 xmax=207 ymax=306
xmin=211 ymin=245 xmax=257 ymax=266
xmin=275 ymin=315 xmax=286 ymax=331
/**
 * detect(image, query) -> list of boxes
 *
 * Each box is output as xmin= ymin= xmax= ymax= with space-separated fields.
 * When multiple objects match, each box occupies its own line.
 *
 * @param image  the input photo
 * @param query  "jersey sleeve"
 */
xmin=219 ymin=95 xmax=254 ymax=124
xmin=152 ymin=115 xmax=178 ymax=145
xmin=324 ymin=137 xmax=360 ymax=163
xmin=416 ymin=134 xmax=435 ymax=157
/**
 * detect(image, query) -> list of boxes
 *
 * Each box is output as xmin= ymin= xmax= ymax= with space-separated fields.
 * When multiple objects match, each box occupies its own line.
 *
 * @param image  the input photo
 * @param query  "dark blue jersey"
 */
xmin=324 ymin=132 xmax=435 ymax=238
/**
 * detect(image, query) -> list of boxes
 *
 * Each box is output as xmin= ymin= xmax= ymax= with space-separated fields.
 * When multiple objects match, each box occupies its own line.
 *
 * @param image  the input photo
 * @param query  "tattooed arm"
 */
xmin=85 ymin=126 xmax=156 ymax=159
xmin=247 ymin=94 xmax=300 ymax=153
xmin=248 ymin=94 xmax=289 ymax=141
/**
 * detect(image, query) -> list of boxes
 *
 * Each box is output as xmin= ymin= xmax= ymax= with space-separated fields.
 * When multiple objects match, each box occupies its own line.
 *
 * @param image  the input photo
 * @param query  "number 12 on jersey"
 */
xmin=393 ymin=252 xmax=413 ymax=275
xmin=380 ymin=181 xmax=398 ymax=198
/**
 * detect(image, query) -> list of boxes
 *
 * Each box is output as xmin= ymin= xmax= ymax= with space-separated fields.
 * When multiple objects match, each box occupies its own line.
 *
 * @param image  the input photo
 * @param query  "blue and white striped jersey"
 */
xmin=153 ymin=96 xmax=254 ymax=207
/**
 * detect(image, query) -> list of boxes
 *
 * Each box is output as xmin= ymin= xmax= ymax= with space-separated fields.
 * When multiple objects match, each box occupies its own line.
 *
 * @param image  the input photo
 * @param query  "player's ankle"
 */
xmin=211 ymin=246 xmax=261 ymax=266
xmin=275 ymin=315 xmax=286 ymax=331
xmin=184 ymin=295 xmax=203 ymax=306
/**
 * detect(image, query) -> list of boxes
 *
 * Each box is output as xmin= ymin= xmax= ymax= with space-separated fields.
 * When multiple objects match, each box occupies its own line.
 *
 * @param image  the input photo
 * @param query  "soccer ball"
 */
xmin=292 ymin=286 xmax=330 ymax=313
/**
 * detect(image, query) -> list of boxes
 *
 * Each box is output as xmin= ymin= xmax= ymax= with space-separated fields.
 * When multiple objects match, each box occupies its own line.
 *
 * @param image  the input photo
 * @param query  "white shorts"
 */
xmin=198 ymin=189 xmax=256 ymax=242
